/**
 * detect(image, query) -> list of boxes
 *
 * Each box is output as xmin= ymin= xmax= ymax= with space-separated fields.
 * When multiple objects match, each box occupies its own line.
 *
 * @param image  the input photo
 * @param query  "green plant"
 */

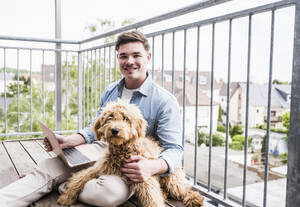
xmin=261 ymin=134 xmax=267 ymax=164
xmin=198 ymin=131 xmax=224 ymax=147
xmin=229 ymin=125 xmax=243 ymax=137
xmin=198 ymin=131 xmax=209 ymax=146
xmin=229 ymin=135 xmax=252 ymax=150
xmin=280 ymin=152 xmax=288 ymax=164
xmin=212 ymin=133 xmax=225 ymax=146
xmin=218 ymin=106 xmax=223 ymax=122
xmin=217 ymin=125 xmax=226 ymax=133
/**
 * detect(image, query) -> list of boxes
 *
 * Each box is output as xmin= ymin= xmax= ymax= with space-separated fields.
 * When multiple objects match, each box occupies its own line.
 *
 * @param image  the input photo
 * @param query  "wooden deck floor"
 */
xmin=0 ymin=139 xmax=190 ymax=207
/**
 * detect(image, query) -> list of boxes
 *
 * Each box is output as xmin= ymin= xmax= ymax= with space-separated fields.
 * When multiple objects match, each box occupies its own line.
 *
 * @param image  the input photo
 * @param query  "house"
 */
xmin=153 ymin=70 xmax=220 ymax=143
xmin=229 ymin=83 xmax=290 ymax=128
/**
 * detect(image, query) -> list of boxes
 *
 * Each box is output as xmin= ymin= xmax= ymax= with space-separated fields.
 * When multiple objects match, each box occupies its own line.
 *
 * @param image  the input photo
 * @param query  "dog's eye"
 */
xmin=123 ymin=116 xmax=129 ymax=121
xmin=107 ymin=115 xmax=114 ymax=120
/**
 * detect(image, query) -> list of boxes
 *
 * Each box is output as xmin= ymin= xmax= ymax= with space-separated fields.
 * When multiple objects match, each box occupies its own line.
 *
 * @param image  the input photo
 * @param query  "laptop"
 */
xmin=39 ymin=121 xmax=102 ymax=168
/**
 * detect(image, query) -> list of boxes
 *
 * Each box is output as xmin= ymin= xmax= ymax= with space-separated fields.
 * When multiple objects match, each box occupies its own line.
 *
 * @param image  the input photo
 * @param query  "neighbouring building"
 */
xmin=229 ymin=83 xmax=290 ymax=128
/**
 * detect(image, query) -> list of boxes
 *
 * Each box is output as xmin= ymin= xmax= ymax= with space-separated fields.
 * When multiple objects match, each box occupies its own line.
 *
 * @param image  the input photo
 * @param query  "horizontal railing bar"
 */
xmin=144 ymin=0 xmax=296 ymax=38
xmin=0 ymin=35 xmax=79 ymax=44
xmin=79 ymin=42 xmax=115 ymax=52
xmin=0 ymin=0 xmax=294 ymax=50
xmin=79 ymin=0 xmax=231 ymax=44
xmin=78 ymin=0 xmax=296 ymax=54
xmin=0 ymin=130 xmax=77 ymax=137
xmin=192 ymin=184 xmax=240 ymax=207
xmin=0 ymin=45 xmax=78 ymax=53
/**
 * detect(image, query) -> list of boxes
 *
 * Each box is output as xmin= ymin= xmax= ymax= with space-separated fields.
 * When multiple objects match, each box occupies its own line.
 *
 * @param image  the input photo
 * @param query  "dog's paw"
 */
xmin=184 ymin=191 xmax=204 ymax=207
xmin=57 ymin=193 xmax=77 ymax=205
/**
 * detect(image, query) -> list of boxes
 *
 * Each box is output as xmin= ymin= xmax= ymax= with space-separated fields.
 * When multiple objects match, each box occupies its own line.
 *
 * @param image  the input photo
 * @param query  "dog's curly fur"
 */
xmin=57 ymin=100 xmax=204 ymax=207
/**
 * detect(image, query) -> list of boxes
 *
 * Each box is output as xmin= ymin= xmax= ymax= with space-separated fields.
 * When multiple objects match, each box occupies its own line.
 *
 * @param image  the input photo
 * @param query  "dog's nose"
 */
xmin=111 ymin=128 xmax=119 ymax=135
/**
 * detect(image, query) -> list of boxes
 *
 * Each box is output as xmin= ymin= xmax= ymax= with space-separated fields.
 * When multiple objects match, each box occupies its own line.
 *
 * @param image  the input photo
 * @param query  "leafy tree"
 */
xmin=85 ymin=18 xmax=135 ymax=43
xmin=1 ymin=75 xmax=30 ymax=97
xmin=261 ymin=134 xmax=267 ymax=164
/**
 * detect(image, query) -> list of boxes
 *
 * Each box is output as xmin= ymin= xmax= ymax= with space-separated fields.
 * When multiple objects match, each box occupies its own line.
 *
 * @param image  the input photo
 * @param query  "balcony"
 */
xmin=0 ymin=0 xmax=299 ymax=206
xmin=264 ymin=116 xmax=282 ymax=123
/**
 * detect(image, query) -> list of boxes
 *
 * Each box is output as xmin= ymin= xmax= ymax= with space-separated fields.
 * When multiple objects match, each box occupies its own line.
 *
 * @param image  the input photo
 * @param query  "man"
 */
xmin=0 ymin=30 xmax=183 ymax=207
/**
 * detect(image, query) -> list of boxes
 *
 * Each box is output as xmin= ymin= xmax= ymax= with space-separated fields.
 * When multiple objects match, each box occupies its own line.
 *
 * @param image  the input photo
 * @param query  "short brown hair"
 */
xmin=115 ymin=30 xmax=150 ymax=51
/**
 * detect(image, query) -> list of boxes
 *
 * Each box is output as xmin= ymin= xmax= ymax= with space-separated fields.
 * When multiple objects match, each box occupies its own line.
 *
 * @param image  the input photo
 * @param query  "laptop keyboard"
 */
xmin=63 ymin=147 xmax=90 ymax=165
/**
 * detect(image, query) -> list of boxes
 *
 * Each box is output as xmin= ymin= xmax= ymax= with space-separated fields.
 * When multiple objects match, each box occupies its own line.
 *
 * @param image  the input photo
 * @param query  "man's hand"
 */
xmin=120 ymin=155 xmax=168 ymax=182
xmin=43 ymin=134 xmax=86 ymax=152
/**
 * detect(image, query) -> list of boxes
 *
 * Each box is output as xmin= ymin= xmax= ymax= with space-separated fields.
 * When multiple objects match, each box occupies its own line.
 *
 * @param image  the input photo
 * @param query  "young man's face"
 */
xmin=117 ymin=41 xmax=151 ymax=83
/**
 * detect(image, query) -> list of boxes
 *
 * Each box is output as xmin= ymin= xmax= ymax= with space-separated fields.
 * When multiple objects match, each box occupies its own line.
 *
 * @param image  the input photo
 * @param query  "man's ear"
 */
xmin=93 ymin=118 xmax=103 ymax=140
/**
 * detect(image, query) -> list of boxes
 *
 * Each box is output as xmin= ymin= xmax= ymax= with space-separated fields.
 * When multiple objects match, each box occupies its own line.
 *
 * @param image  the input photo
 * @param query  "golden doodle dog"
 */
xmin=57 ymin=100 xmax=204 ymax=207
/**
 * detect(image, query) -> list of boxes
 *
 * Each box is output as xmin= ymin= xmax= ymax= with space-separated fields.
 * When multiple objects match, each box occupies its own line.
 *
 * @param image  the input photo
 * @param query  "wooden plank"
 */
xmin=3 ymin=141 xmax=36 ymax=175
xmin=0 ymin=142 xmax=19 ymax=188
xmin=119 ymin=200 xmax=139 ymax=207
xmin=36 ymin=139 xmax=56 ymax=157
xmin=20 ymin=140 xmax=52 ymax=164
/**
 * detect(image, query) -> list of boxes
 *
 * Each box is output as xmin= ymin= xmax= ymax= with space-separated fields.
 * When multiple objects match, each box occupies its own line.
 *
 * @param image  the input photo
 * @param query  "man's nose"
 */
xmin=127 ymin=56 xmax=134 ymax=64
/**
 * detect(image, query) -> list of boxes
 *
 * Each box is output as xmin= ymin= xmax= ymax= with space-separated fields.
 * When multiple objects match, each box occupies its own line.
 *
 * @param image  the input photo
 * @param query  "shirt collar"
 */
xmin=117 ymin=72 xmax=152 ymax=97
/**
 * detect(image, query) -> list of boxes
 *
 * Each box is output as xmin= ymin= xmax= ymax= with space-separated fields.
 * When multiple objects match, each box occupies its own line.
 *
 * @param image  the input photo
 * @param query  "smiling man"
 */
xmin=0 ymin=30 xmax=183 ymax=207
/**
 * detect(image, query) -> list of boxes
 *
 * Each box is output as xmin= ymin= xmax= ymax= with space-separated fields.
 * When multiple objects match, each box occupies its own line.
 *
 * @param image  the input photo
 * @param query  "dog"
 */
xmin=57 ymin=100 xmax=204 ymax=207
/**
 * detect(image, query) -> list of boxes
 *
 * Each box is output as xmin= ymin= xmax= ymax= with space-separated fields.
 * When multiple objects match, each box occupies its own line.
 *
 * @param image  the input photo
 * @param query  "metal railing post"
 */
xmin=77 ymin=49 xmax=83 ymax=130
xmin=286 ymin=1 xmax=300 ymax=206
xmin=55 ymin=0 xmax=62 ymax=130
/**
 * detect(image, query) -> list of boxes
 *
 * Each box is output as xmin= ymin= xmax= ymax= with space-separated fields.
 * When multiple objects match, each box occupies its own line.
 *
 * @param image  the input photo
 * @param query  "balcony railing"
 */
xmin=0 ymin=0 xmax=299 ymax=206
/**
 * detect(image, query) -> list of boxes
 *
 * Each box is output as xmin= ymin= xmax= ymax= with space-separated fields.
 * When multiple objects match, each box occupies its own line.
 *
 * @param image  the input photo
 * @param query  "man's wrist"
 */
xmin=152 ymin=158 xmax=169 ymax=175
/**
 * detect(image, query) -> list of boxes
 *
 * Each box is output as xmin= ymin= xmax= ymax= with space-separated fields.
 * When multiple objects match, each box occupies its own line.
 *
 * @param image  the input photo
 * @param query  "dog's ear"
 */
xmin=93 ymin=117 xmax=103 ymax=140
xmin=136 ymin=117 xmax=147 ymax=138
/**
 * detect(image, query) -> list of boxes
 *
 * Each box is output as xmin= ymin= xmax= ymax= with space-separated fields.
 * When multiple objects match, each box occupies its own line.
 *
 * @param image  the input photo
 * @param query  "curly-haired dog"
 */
xmin=57 ymin=101 xmax=204 ymax=207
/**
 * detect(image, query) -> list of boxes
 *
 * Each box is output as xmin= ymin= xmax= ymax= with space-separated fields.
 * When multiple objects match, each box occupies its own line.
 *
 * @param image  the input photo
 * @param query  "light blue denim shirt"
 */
xmin=79 ymin=75 xmax=183 ymax=176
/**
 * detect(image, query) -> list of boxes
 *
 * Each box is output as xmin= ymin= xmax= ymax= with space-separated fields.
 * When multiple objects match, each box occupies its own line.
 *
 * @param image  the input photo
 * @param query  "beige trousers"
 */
xmin=0 ymin=142 xmax=132 ymax=207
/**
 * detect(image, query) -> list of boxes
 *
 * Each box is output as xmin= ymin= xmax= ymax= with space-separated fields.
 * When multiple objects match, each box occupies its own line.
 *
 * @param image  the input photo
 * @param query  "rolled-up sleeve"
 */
xmin=156 ymin=97 xmax=183 ymax=176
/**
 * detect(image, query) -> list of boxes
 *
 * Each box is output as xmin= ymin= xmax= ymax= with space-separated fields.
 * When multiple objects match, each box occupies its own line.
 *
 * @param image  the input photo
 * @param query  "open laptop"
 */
xmin=39 ymin=121 xmax=102 ymax=168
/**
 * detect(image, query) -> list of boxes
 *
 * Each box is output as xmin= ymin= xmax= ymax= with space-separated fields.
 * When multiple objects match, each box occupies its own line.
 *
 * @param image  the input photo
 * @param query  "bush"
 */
xmin=229 ymin=135 xmax=252 ymax=150
xmin=229 ymin=125 xmax=243 ymax=137
xmin=217 ymin=125 xmax=226 ymax=133
xmin=198 ymin=131 xmax=224 ymax=147
xmin=229 ymin=141 xmax=244 ymax=150
xmin=198 ymin=131 xmax=209 ymax=146
xmin=280 ymin=152 xmax=288 ymax=164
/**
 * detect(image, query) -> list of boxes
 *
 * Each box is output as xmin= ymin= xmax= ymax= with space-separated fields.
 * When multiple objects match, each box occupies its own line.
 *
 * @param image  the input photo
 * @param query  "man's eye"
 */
xmin=120 ymin=56 xmax=127 ymax=59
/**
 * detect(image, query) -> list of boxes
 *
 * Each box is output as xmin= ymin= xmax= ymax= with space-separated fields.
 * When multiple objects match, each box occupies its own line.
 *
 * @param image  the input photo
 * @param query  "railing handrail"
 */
xmin=0 ymin=35 xmax=79 ymax=44
xmin=0 ymin=0 xmax=231 ymax=45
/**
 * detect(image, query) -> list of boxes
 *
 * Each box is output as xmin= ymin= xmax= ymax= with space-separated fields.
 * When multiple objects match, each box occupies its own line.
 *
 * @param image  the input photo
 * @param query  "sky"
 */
xmin=0 ymin=0 xmax=295 ymax=83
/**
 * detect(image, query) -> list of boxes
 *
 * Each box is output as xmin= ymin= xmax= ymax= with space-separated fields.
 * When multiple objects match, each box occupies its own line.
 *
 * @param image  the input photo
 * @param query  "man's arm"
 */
xmin=121 ymin=96 xmax=183 ymax=182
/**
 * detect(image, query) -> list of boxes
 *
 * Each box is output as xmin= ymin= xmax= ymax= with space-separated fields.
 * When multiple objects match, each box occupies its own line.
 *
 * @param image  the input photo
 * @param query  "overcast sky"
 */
xmin=0 ymin=0 xmax=295 ymax=83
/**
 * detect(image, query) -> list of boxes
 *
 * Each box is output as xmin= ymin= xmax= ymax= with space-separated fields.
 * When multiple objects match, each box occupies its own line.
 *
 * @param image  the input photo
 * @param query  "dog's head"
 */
xmin=93 ymin=100 xmax=147 ymax=146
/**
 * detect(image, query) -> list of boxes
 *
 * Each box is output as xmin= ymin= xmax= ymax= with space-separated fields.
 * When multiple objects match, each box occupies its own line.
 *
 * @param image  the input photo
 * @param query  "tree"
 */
xmin=1 ymin=75 xmax=30 ymax=97
xmin=85 ymin=18 xmax=135 ymax=43
xmin=261 ymin=134 xmax=267 ymax=164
